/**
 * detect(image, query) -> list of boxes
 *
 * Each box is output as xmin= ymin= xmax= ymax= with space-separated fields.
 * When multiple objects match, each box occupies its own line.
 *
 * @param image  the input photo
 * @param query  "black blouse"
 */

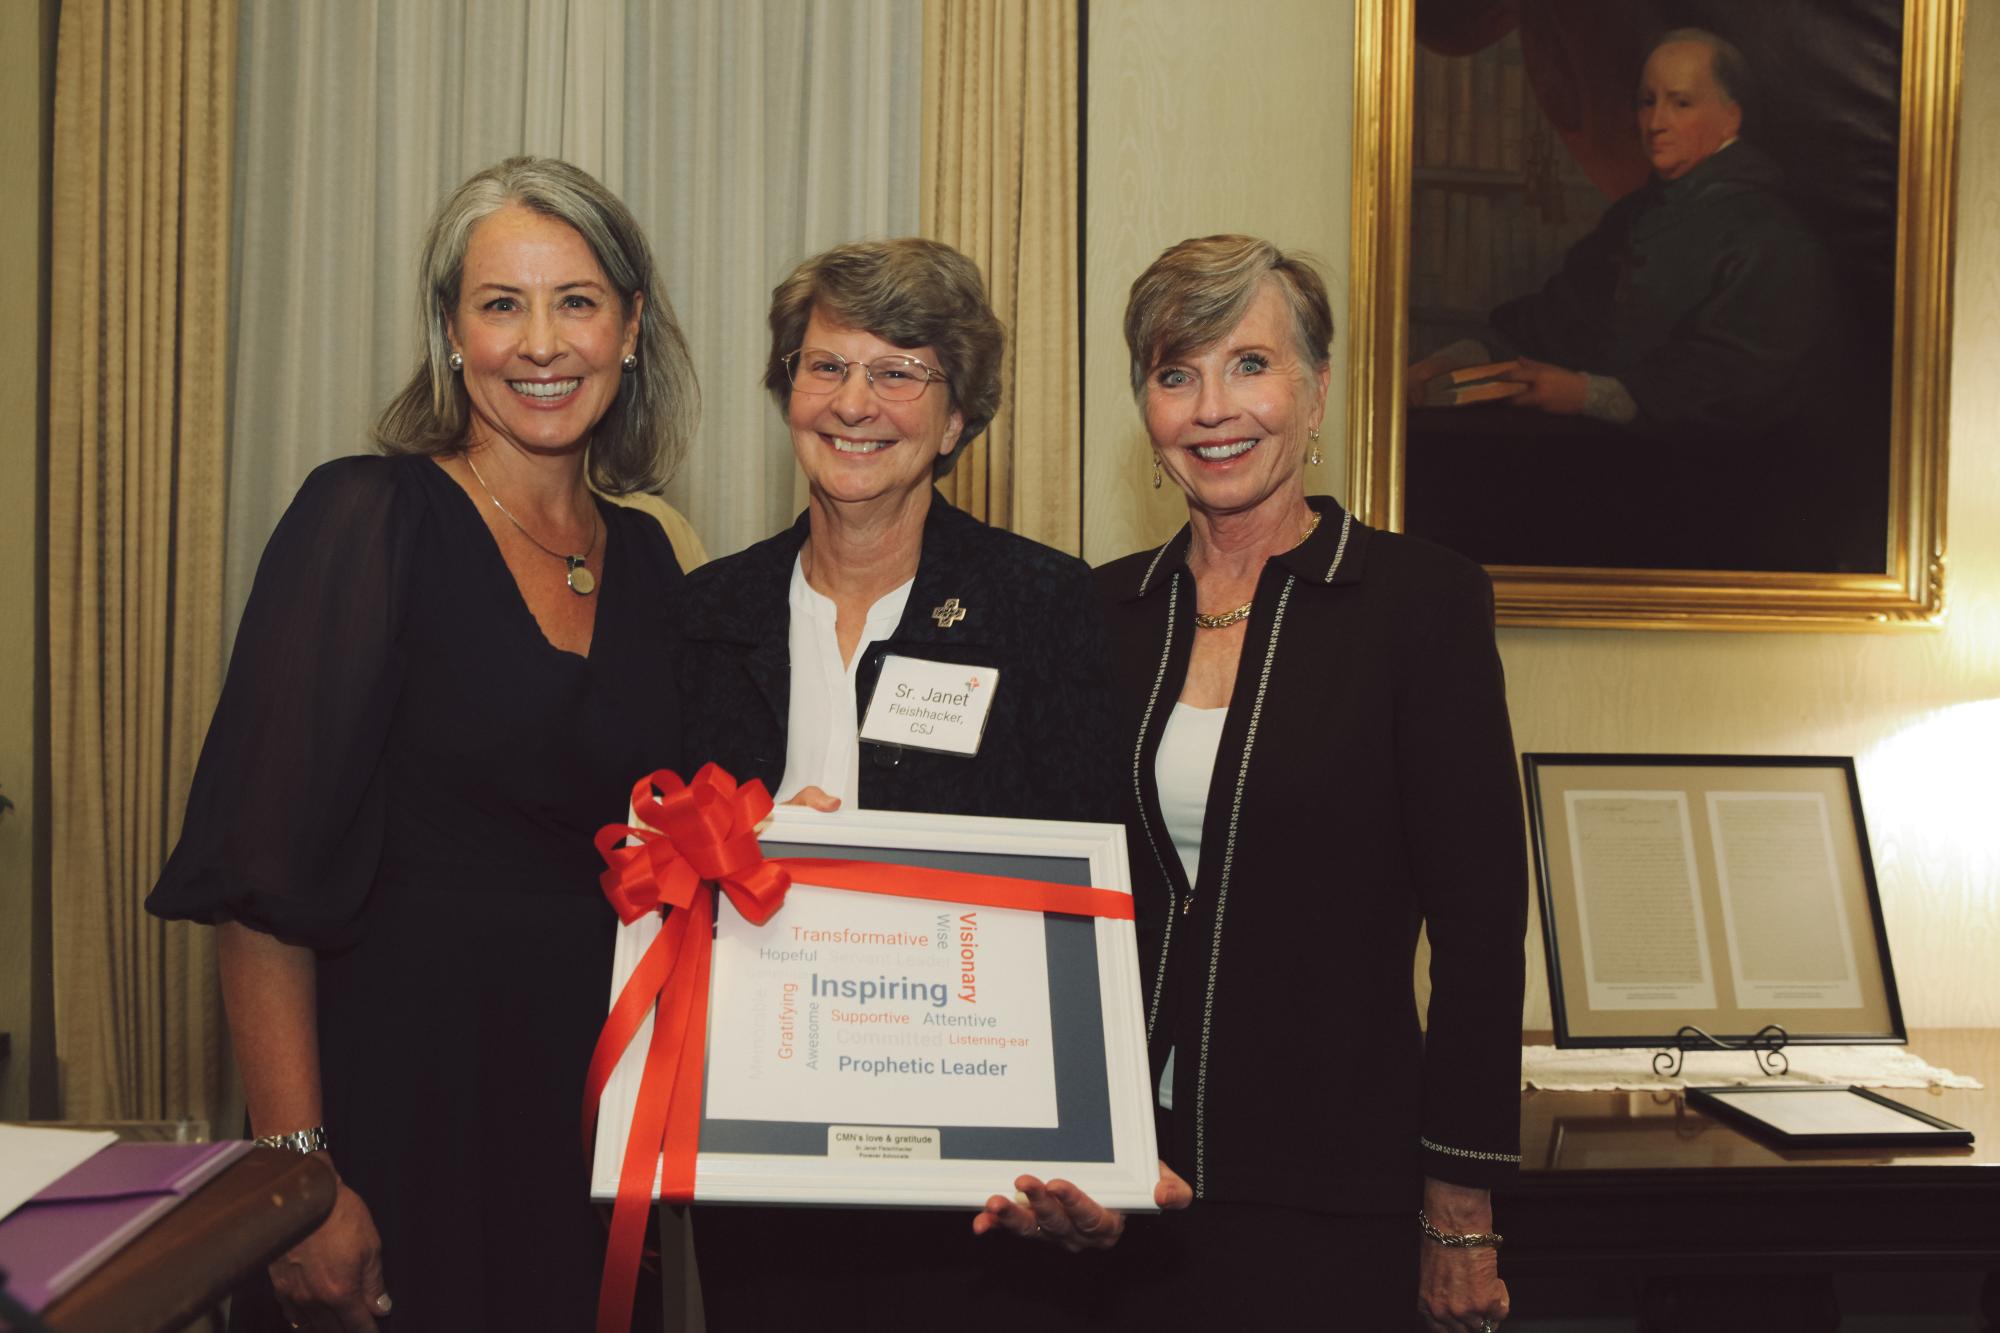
xmin=148 ymin=453 xmax=683 ymax=1330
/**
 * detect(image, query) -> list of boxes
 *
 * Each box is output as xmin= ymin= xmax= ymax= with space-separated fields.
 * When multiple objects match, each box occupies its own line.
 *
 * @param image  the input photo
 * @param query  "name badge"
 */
xmin=859 ymin=655 xmax=1000 ymax=757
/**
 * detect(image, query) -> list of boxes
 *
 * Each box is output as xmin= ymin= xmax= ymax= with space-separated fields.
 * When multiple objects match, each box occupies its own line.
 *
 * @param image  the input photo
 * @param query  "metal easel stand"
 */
xmin=1651 ymin=1023 xmax=1791 ymax=1078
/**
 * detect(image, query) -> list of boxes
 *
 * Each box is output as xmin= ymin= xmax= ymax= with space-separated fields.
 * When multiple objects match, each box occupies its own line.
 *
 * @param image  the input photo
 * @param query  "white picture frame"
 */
xmin=589 ymin=805 xmax=1160 ymax=1211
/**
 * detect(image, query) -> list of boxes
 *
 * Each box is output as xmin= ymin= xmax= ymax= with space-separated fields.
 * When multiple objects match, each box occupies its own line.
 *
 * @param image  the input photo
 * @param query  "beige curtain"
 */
xmin=48 ymin=0 xmax=235 ymax=1127
xmin=225 ymin=3 xmax=920 ymax=630
xmin=921 ymin=0 xmax=1082 ymax=553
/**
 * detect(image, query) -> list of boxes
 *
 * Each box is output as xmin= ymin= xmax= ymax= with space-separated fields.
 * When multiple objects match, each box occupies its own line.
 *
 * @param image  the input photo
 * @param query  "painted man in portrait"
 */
xmin=1400 ymin=8 xmax=1889 ymax=574
xmin=1491 ymin=30 xmax=1846 ymax=440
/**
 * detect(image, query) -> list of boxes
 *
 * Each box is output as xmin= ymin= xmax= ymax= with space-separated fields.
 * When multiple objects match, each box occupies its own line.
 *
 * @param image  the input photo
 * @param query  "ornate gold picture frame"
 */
xmin=1345 ymin=0 xmax=1962 ymax=630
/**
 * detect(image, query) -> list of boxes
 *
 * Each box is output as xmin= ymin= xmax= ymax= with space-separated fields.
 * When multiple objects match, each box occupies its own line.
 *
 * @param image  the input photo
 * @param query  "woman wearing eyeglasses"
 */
xmin=674 ymin=237 xmax=1153 ymax=1329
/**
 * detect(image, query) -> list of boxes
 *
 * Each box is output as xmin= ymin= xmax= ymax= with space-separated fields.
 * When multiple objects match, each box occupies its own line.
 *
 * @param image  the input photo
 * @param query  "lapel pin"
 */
xmin=932 ymin=598 xmax=967 ymax=629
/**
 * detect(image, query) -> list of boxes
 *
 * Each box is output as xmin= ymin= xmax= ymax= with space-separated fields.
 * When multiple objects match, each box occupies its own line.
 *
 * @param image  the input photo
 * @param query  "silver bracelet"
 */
xmin=1417 ymin=1207 xmax=1503 ymax=1249
xmin=253 ymin=1125 xmax=330 ymax=1153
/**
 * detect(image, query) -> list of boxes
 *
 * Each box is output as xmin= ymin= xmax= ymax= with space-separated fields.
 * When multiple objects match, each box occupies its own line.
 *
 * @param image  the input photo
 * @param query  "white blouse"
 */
xmin=774 ymin=556 xmax=913 ymax=809
xmin=1151 ymin=701 xmax=1227 ymax=1110
xmin=1155 ymin=701 xmax=1226 ymax=888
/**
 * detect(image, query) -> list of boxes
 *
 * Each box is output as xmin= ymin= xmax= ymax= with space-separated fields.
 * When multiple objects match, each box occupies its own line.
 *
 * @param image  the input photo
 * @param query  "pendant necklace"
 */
xmin=1192 ymin=509 xmax=1322 ymax=630
xmin=465 ymin=453 xmax=600 ymax=596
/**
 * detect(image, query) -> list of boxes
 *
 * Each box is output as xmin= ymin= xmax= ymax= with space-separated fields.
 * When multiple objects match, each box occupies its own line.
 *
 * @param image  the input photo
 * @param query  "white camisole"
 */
xmin=1151 ymin=701 xmax=1227 ymax=1110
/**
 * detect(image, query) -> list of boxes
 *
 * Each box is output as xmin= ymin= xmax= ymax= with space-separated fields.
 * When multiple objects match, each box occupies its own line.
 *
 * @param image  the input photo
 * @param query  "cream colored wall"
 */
xmin=1082 ymin=0 xmax=1354 ymax=563
xmin=0 ymin=0 xmax=55 ymax=1119
xmin=1084 ymin=4 xmax=2000 ymax=1030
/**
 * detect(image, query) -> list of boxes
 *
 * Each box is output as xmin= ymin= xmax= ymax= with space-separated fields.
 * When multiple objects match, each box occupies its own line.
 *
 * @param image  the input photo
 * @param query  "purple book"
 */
xmin=0 ymin=1139 xmax=249 ymax=1314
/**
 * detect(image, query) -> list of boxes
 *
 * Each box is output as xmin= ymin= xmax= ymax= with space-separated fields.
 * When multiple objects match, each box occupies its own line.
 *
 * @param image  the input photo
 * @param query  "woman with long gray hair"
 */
xmin=149 ymin=157 xmax=697 ymax=1331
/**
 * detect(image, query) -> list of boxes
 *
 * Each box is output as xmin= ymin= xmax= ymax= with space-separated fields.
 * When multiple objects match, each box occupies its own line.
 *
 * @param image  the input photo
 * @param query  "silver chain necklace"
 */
xmin=465 ymin=453 xmax=600 ymax=596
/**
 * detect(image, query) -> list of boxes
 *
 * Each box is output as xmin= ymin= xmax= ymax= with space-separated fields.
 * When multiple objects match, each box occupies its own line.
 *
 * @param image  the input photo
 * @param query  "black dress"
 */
xmin=148 ymin=454 xmax=683 ymax=1331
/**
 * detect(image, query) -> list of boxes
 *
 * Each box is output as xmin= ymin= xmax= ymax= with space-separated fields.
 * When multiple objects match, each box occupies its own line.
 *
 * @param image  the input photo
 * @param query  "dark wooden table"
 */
xmin=1501 ymin=1029 xmax=1999 ymax=1331
xmin=38 ymin=1148 xmax=335 ymax=1333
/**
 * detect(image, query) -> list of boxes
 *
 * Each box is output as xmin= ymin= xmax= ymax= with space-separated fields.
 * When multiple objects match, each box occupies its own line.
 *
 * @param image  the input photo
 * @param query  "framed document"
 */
xmin=1687 ymin=1086 xmax=1973 ymax=1149
xmin=590 ymin=806 xmax=1161 ymax=1210
xmin=1523 ymin=754 xmax=1905 ymax=1049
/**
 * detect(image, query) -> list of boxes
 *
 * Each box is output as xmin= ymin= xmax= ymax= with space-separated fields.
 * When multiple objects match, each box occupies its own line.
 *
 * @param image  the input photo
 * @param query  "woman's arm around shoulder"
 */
xmin=1004 ymin=544 xmax=1123 ymax=824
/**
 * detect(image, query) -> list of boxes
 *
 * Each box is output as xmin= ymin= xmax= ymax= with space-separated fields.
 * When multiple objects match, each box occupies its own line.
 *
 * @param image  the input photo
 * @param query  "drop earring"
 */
xmin=1152 ymin=457 xmax=1163 ymax=490
xmin=1307 ymin=426 xmax=1322 ymax=467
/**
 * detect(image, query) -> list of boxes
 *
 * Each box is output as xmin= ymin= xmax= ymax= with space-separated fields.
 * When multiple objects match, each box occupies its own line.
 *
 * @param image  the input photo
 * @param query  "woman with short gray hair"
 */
xmin=678 ymin=236 xmax=1136 ymax=1328
xmin=149 ymin=156 xmax=692 ymax=1330
xmin=1073 ymin=234 xmax=1526 ymax=1331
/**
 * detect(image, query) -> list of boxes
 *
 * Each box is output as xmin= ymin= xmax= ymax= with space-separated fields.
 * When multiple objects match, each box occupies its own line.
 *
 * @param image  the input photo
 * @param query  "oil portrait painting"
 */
xmin=1349 ymin=0 xmax=1959 ymax=628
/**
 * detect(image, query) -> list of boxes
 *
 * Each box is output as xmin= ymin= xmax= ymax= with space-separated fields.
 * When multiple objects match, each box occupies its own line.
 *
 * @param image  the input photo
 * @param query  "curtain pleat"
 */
xmin=625 ymin=0 xmax=924 ymax=540
xmin=921 ymin=0 xmax=1081 ymax=553
xmin=225 ymin=0 xmax=922 ymax=634
xmin=49 ymin=0 xmax=234 ymax=1126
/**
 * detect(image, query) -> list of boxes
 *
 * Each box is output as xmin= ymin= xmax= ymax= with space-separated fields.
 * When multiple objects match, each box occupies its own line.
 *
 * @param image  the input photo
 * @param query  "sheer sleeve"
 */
xmin=148 ymin=456 xmax=422 ymax=950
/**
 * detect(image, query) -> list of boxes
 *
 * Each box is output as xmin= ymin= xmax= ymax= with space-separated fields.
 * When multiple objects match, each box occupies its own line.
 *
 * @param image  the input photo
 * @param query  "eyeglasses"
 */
xmin=781 ymin=348 xmax=949 ymax=402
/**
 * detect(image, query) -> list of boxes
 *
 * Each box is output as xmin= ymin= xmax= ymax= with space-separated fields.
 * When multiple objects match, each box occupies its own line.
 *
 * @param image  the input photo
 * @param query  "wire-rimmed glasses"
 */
xmin=781 ymin=348 xmax=949 ymax=401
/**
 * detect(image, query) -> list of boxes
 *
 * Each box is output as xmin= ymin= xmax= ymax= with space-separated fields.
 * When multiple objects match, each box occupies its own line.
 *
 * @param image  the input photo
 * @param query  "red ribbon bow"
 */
xmin=594 ymin=763 xmax=787 ymax=927
xmin=582 ymin=765 xmax=1135 ymax=1333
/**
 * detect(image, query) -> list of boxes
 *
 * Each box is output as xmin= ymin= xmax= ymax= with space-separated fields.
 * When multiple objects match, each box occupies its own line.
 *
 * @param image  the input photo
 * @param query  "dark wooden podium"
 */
xmin=1501 ymin=1028 xmax=2000 ymax=1331
xmin=37 ymin=1148 xmax=334 ymax=1333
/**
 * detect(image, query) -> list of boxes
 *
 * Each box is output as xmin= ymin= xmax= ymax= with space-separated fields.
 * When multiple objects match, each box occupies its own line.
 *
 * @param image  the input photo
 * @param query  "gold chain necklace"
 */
xmin=1192 ymin=509 xmax=1322 ymax=630
xmin=466 ymin=454 xmax=601 ymax=596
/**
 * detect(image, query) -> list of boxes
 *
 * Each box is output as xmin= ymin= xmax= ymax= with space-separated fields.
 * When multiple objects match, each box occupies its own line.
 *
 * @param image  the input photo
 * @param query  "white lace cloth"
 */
xmin=1521 ymin=1043 xmax=1983 ymax=1092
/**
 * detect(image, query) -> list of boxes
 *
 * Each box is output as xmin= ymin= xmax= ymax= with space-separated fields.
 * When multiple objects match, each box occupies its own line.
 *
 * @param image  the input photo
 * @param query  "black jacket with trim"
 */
xmin=1094 ymin=496 xmax=1527 ymax=1212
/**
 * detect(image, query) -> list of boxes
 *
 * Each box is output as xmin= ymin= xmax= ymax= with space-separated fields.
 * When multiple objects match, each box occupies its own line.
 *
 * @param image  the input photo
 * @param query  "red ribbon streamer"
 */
xmin=582 ymin=764 xmax=1134 ymax=1333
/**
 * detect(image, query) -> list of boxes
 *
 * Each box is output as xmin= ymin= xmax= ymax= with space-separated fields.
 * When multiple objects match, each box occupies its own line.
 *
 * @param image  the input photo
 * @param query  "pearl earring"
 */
xmin=622 ymin=354 xmax=638 ymax=373
xmin=448 ymin=351 xmax=464 ymax=372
